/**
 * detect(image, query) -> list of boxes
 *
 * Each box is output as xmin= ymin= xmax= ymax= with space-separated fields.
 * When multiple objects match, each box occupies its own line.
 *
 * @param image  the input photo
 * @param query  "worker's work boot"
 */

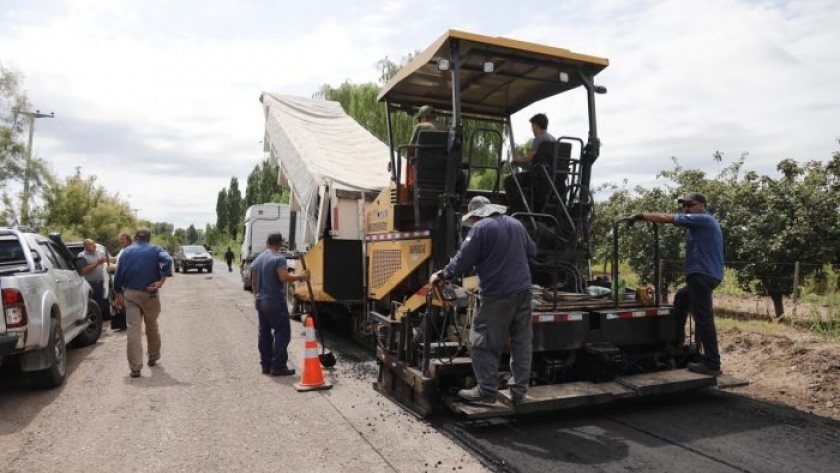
xmin=458 ymin=386 xmax=496 ymax=403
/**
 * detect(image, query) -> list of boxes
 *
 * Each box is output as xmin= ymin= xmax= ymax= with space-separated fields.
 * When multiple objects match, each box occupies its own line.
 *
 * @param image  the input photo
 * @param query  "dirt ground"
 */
xmin=713 ymin=294 xmax=840 ymax=421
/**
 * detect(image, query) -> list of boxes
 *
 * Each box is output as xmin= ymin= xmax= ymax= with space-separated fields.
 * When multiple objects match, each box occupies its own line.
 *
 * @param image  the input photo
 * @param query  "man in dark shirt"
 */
xmin=630 ymin=192 xmax=724 ymax=376
xmin=503 ymin=113 xmax=556 ymax=213
xmin=433 ymin=196 xmax=537 ymax=405
xmin=251 ymin=233 xmax=309 ymax=376
xmin=224 ymin=247 xmax=235 ymax=272
xmin=113 ymin=228 xmax=173 ymax=378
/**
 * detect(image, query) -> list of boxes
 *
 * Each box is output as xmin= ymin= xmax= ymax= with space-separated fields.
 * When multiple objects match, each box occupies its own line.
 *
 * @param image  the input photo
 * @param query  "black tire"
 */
xmin=30 ymin=319 xmax=67 ymax=389
xmin=287 ymin=283 xmax=301 ymax=321
xmin=71 ymin=299 xmax=103 ymax=347
xmin=207 ymin=266 xmax=213 ymax=273
xmin=174 ymin=264 xmax=180 ymax=273
xmin=198 ymin=267 xmax=203 ymax=273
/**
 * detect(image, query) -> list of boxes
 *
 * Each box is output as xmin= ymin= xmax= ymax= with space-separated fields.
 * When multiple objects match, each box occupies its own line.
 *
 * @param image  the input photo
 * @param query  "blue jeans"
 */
xmin=256 ymin=298 xmax=291 ymax=372
xmin=673 ymin=273 xmax=721 ymax=370
xmin=88 ymin=280 xmax=111 ymax=321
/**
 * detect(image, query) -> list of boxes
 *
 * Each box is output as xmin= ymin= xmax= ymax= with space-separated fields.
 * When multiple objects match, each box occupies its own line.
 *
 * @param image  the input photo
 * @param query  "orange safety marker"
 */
xmin=293 ymin=315 xmax=333 ymax=392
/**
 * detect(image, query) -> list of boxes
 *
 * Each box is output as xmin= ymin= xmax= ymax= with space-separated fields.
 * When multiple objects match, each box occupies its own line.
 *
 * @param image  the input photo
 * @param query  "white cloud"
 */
xmin=2 ymin=0 xmax=839 ymax=228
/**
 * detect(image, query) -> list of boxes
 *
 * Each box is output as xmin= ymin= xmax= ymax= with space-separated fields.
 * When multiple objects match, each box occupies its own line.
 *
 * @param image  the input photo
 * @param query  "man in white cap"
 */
xmin=431 ymin=196 xmax=537 ymax=405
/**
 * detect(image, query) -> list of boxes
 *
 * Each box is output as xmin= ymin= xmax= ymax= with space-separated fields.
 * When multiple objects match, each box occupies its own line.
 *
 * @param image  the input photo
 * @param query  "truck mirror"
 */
xmin=74 ymin=256 xmax=87 ymax=270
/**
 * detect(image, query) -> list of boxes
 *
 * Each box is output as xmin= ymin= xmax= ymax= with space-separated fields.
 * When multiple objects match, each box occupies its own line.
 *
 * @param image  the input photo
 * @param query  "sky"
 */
xmin=1 ymin=0 xmax=838 ymax=229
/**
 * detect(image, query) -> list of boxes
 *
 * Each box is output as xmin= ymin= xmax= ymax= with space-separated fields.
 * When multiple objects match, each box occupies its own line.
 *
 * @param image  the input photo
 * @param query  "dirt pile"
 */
xmin=719 ymin=322 xmax=840 ymax=421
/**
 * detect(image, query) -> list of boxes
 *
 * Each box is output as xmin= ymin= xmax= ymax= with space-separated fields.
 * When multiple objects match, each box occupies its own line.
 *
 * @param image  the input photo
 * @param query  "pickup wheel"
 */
xmin=71 ymin=299 xmax=103 ymax=348
xmin=207 ymin=267 xmax=213 ymax=274
xmin=30 ymin=320 xmax=67 ymax=389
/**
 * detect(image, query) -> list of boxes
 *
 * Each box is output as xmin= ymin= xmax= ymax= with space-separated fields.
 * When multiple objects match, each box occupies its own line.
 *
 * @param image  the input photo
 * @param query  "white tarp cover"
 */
xmin=260 ymin=93 xmax=391 ymax=217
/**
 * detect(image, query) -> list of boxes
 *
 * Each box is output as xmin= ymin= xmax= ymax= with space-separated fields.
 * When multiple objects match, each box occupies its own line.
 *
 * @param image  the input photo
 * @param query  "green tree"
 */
xmin=216 ymin=188 xmax=228 ymax=236
xmin=244 ymin=159 xmax=287 ymax=207
xmin=725 ymin=153 xmax=840 ymax=317
xmin=227 ymin=177 xmax=242 ymax=240
xmin=0 ymin=64 xmax=29 ymax=184
xmin=186 ymin=224 xmax=199 ymax=244
xmin=39 ymin=168 xmax=135 ymax=249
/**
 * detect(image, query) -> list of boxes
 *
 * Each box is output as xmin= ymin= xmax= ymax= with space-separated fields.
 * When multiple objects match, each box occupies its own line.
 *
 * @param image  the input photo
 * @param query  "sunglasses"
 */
xmin=682 ymin=202 xmax=700 ymax=209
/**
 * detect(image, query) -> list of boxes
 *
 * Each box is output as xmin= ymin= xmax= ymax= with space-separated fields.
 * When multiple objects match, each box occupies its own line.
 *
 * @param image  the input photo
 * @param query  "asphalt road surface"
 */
xmin=439 ymin=389 xmax=840 ymax=472
xmin=3 ymin=264 xmax=839 ymax=472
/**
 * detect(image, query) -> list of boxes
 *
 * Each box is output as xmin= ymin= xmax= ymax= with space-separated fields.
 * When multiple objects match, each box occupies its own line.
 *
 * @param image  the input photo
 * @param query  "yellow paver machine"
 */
xmin=267 ymin=30 xmax=746 ymax=418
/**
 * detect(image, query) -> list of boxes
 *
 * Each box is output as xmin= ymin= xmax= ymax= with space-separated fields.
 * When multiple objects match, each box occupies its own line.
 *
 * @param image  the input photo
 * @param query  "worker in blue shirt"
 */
xmin=630 ymin=192 xmax=724 ymax=376
xmin=114 ymin=228 xmax=173 ymax=379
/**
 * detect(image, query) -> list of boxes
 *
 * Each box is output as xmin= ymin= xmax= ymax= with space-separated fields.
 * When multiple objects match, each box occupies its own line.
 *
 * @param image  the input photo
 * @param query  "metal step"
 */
xmin=444 ymin=369 xmax=747 ymax=419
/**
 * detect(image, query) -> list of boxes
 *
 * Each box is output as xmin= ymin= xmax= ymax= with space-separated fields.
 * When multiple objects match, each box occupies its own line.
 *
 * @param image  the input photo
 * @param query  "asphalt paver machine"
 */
xmin=366 ymin=30 xmax=746 ymax=418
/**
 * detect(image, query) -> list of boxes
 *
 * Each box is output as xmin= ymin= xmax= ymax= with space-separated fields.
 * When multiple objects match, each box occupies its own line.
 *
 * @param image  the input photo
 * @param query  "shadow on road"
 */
xmin=0 ymin=341 xmax=102 ymax=436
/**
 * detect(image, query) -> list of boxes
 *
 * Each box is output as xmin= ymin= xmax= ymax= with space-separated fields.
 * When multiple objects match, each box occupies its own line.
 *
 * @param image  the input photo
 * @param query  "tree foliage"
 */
xmin=226 ymin=177 xmax=242 ymax=240
xmin=594 ymin=146 xmax=840 ymax=316
xmin=215 ymin=188 xmax=228 ymax=236
xmin=39 ymin=169 xmax=136 ymax=250
xmin=0 ymin=64 xmax=29 ymax=184
xmin=244 ymin=158 xmax=287 ymax=207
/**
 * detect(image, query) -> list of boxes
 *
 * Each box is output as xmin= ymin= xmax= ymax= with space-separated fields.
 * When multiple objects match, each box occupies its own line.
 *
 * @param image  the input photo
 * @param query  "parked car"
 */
xmin=1 ymin=228 xmax=103 ymax=388
xmin=174 ymin=245 xmax=213 ymax=273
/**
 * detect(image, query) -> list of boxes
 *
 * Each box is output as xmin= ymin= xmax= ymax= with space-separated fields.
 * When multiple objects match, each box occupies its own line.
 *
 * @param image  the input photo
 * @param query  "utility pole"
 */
xmin=21 ymin=110 xmax=55 ymax=226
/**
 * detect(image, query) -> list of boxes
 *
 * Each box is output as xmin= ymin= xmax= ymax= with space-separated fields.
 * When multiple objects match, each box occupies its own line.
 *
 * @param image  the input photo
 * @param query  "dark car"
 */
xmin=174 ymin=245 xmax=213 ymax=273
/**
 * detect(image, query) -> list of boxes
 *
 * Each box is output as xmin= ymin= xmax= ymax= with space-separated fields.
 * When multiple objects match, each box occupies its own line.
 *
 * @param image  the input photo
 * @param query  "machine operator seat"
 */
xmin=413 ymin=130 xmax=449 ymax=204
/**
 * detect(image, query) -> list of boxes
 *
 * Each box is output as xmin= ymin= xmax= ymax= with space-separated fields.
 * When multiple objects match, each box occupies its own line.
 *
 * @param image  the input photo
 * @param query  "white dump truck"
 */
xmin=239 ymin=203 xmax=305 ymax=290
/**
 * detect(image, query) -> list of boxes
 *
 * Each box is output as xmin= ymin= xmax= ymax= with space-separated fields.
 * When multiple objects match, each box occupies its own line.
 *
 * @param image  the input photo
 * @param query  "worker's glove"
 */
xmin=622 ymin=214 xmax=645 ymax=226
xmin=429 ymin=270 xmax=444 ymax=285
xmin=297 ymin=269 xmax=310 ymax=282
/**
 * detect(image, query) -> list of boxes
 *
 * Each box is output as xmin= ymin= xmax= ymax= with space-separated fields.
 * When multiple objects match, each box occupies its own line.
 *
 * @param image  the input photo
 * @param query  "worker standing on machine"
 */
xmin=431 ymin=196 xmax=537 ymax=405
xmin=629 ymin=192 xmax=724 ymax=377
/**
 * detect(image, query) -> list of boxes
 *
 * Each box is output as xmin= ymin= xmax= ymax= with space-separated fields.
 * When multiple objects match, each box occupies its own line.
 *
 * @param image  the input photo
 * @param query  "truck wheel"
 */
xmin=71 ymin=299 xmax=103 ymax=347
xmin=30 ymin=320 xmax=67 ymax=389
xmin=198 ymin=267 xmax=203 ymax=273
xmin=207 ymin=266 xmax=213 ymax=273
xmin=287 ymin=284 xmax=301 ymax=321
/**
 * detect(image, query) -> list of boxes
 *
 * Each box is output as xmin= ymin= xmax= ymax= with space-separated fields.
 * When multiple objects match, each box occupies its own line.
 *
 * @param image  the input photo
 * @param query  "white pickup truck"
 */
xmin=0 ymin=228 xmax=103 ymax=388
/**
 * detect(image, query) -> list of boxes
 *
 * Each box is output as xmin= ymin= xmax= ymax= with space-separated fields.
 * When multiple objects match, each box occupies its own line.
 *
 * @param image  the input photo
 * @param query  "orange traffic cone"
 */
xmin=293 ymin=315 xmax=333 ymax=392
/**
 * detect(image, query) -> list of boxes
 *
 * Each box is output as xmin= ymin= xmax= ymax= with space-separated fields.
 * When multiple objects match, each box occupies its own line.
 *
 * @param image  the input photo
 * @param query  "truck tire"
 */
xmin=30 ymin=320 xmax=67 ymax=389
xmin=71 ymin=299 xmax=103 ymax=348
xmin=287 ymin=284 xmax=301 ymax=321
xmin=207 ymin=266 xmax=213 ymax=273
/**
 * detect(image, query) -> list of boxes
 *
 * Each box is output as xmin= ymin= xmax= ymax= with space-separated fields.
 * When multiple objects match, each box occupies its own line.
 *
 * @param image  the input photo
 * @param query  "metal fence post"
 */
xmin=657 ymin=258 xmax=665 ymax=304
xmin=791 ymin=260 xmax=800 ymax=318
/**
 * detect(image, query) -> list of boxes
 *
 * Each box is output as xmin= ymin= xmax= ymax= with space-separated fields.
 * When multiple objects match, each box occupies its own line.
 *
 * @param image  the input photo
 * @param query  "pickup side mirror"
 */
xmin=74 ymin=256 xmax=87 ymax=270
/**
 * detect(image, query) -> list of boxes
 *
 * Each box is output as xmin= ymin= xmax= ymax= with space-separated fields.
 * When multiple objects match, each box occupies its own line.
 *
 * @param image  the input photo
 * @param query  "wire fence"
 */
xmin=656 ymin=260 xmax=840 ymax=325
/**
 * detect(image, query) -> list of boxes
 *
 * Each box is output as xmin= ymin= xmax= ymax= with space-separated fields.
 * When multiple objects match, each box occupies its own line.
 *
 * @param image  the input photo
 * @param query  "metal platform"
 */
xmin=444 ymin=369 xmax=747 ymax=419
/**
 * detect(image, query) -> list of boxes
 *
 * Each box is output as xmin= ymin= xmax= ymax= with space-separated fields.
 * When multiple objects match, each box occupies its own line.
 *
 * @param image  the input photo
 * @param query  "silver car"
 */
xmin=174 ymin=245 xmax=213 ymax=273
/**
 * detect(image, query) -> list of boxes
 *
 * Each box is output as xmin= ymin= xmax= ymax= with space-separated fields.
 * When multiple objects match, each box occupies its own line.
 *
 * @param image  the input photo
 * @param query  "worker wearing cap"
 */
xmin=629 ymin=192 xmax=724 ymax=377
xmin=431 ymin=196 xmax=537 ymax=405
xmin=405 ymin=105 xmax=443 ymax=189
